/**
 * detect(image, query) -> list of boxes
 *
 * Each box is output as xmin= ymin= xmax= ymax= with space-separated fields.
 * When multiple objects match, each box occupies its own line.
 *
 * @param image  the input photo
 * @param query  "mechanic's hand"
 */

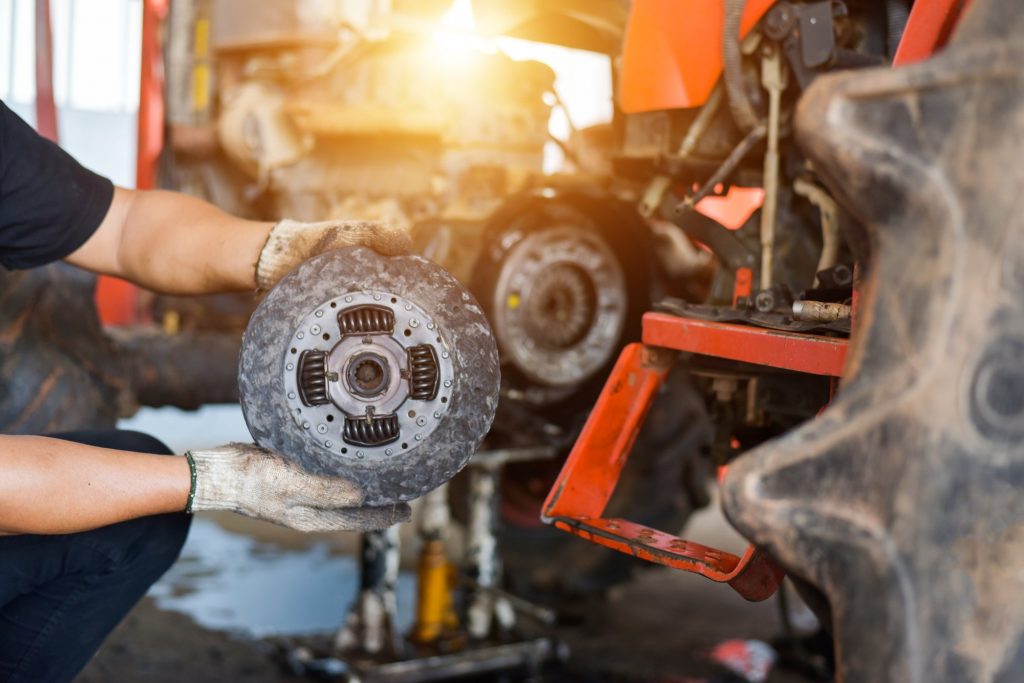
xmin=255 ymin=218 xmax=412 ymax=291
xmin=185 ymin=443 xmax=411 ymax=532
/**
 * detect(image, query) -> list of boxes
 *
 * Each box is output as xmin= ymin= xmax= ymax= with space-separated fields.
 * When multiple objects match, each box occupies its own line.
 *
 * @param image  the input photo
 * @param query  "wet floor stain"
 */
xmin=148 ymin=516 xmax=416 ymax=638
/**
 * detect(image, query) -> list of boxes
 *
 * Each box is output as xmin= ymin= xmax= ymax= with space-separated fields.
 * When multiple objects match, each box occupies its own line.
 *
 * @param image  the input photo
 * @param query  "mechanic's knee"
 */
xmin=115 ymin=511 xmax=192 ymax=583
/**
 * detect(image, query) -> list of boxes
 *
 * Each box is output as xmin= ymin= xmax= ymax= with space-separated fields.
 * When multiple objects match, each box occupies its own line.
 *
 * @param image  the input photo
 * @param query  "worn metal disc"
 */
xmin=239 ymin=247 xmax=499 ymax=505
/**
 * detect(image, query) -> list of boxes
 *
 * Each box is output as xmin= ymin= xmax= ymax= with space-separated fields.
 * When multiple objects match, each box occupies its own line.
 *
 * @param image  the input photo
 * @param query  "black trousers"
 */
xmin=0 ymin=430 xmax=191 ymax=683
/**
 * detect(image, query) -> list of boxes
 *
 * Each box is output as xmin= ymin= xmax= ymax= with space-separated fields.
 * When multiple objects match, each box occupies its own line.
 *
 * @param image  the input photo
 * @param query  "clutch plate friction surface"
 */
xmin=239 ymin=247 xmax=500 ymax=505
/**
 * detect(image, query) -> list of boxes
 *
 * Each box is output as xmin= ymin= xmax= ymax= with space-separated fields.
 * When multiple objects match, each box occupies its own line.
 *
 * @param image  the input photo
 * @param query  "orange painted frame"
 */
xmin=541 ymin=341 xmax=788 ymax=601
xmin=619 ymin=0 xmax=777 ymax=114
xmin=96 ymin=0 xmax=167 ymax=326
xmin=542 ymin=314 xmax=847 ymax=600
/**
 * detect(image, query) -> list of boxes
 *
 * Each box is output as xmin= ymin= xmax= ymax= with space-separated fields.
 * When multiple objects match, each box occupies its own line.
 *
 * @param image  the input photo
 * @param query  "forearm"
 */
xmin=69 ymin=186 xmax=273 ymax=295
xmin=0 ymin=435 xmax=190 ymax=534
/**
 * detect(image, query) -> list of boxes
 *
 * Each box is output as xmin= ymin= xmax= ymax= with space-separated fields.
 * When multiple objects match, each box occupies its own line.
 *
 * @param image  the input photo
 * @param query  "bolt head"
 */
xmin=289 ymin=392 xmax=297 ymax=399
xmin=317 ymin=424 xmax=327 ymax=433
xmin=302 ymin=421 xmax=310 ymax=429
xmin=325 ymin=440 xmax=333 ymax=447
xmin=315 ymin=310 xmax=324 ymax=318
xmin=286 ymin=363 xmax=294 ymax=371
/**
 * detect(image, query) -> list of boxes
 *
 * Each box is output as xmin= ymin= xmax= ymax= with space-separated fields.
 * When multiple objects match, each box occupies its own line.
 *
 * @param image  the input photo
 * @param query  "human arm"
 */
xmin=0 ymin=436 xmax=408 ymax=535
xmin=0 ymin=435 xmax=189 ymax=534
xmin=65 ymin=186 xmax=411 ymax=295
xmin=0 ymin=100 xmax=409 ymax=292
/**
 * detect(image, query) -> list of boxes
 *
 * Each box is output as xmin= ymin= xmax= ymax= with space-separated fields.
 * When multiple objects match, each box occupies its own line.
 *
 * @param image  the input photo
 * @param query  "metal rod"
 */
xmin=759 ymin=47 xmax=787 ymax=290
xmin=674 ymin=124 xmax=767 ymax=215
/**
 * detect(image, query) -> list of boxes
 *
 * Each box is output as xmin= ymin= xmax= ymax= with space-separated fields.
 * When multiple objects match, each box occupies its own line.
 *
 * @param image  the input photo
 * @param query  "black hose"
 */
xmin=723 ymin=0 xmax=760 ymax=132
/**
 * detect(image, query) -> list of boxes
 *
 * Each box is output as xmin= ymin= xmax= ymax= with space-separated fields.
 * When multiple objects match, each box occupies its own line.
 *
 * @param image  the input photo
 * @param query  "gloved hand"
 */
xmin=185 ymin=443 xmax=411 ymax=532
xmin=255 ymin=219 xmax=412 ymax=291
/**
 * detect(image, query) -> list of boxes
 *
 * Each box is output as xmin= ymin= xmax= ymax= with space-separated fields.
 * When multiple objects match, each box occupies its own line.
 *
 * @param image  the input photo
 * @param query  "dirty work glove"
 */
xmin=184 ymin=443 xmax=411 ymax=532
xmin=255 ymin=219 xmax=412 ymax=291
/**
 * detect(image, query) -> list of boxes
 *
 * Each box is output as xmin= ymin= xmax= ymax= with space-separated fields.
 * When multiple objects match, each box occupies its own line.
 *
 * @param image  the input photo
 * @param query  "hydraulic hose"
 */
xmin=723 ymin=0 xmax=760 ymax=132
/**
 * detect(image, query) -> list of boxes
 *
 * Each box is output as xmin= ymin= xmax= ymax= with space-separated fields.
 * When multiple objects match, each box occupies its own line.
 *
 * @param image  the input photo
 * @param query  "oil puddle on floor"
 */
xmin=148 ymin=516 xmax=416 ymax=638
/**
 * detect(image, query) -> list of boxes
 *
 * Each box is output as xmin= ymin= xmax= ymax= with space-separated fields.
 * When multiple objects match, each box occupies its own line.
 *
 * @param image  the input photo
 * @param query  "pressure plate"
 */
xmin=239 ymin=247 xmax=500 ymax=505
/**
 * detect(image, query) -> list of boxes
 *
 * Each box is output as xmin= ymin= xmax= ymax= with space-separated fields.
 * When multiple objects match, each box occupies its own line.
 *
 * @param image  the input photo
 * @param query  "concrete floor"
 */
xmin=79 ymin=406 xmax=828 ymax=682
xmin=79 ymin=501 xmax=825 ymax=682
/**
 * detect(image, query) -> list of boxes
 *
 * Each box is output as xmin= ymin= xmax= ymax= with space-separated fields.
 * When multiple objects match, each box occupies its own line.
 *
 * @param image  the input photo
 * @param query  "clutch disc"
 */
xmin=239 ymin=247 xmax=500 ymax=505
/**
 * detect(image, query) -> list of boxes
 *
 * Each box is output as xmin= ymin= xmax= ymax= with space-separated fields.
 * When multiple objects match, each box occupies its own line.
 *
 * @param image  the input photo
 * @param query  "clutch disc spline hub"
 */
xmin=239 ymin=247 xmax=499 ymax=505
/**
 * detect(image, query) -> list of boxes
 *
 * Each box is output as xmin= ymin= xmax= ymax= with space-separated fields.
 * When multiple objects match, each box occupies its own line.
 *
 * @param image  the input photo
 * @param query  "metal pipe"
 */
xmin=723 ymin=0 xmax=759 ymax=132
xmin=674 ymin=124 xmax=767 ymax=214
xmin=793 ymin=177 xmax=841 ymax=286
xmin=792 ymin=300 xmax=852 ymax=323
xmin=678 ymin=84 xmax=724 ymax=158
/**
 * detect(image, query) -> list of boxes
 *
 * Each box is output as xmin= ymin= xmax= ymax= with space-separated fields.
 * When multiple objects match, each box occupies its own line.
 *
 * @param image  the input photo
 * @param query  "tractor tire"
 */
xmin=722 ymin=1 xmax=1024 ymax=681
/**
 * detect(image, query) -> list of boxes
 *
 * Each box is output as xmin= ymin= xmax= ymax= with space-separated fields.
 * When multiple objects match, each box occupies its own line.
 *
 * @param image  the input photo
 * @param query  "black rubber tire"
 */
xmin=239 ymin=247 xmax=500 ymax=506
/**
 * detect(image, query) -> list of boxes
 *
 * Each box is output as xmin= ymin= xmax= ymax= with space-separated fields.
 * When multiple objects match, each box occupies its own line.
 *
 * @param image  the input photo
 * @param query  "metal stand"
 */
xmin=335 ymin=526 xmax=405 ymax=659
xmin=463 ymin=447 xmax=556 ymax=640
xmin=292 ymin=447 xmax=566 ymax=681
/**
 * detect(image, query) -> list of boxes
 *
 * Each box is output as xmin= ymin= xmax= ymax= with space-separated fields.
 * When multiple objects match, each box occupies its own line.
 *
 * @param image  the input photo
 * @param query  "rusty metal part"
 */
xmin=338 ymin=305 xmax=395 ymax=337
xmin=343 ymin=414 xmax=400 ymax=448
xmin=239 ymin=247 xmax=500 ymax=505
xmin=541 ymin=341 xmax=784 ymax=601
xmin=407 ymin=344 xmax=440 ymax=402
xmin=654 ymin=298 xmax=851 ymax=335
xmin=791 ymin=300 xmax=851 ymax=323
xmin=722 ymin=0 xmax=1024 ymax=680
xmin=114 ymin=328 xmax=241 ymax=410
xmin=489 ymin=225 xmax=627 ymax=389
xmin=297 ymin=349 xmax=329 ymax=406
xmin=0 ymin=265 xmax=242 ymax=433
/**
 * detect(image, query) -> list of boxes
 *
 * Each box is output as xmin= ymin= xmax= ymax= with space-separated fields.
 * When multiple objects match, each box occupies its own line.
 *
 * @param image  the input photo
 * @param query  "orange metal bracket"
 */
xmin=543 ymin=314 xmax=849 ymax=601
xmin=643 ymin=313 xmax=848 ymax=377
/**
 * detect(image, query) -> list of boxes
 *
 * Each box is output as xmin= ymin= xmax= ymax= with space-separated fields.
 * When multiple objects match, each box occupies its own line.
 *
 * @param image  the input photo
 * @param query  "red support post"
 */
xmin=34 ymin=0 xmax=58 ymax=143
xmin=96 ymin=0 xmax=168 ymax=326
